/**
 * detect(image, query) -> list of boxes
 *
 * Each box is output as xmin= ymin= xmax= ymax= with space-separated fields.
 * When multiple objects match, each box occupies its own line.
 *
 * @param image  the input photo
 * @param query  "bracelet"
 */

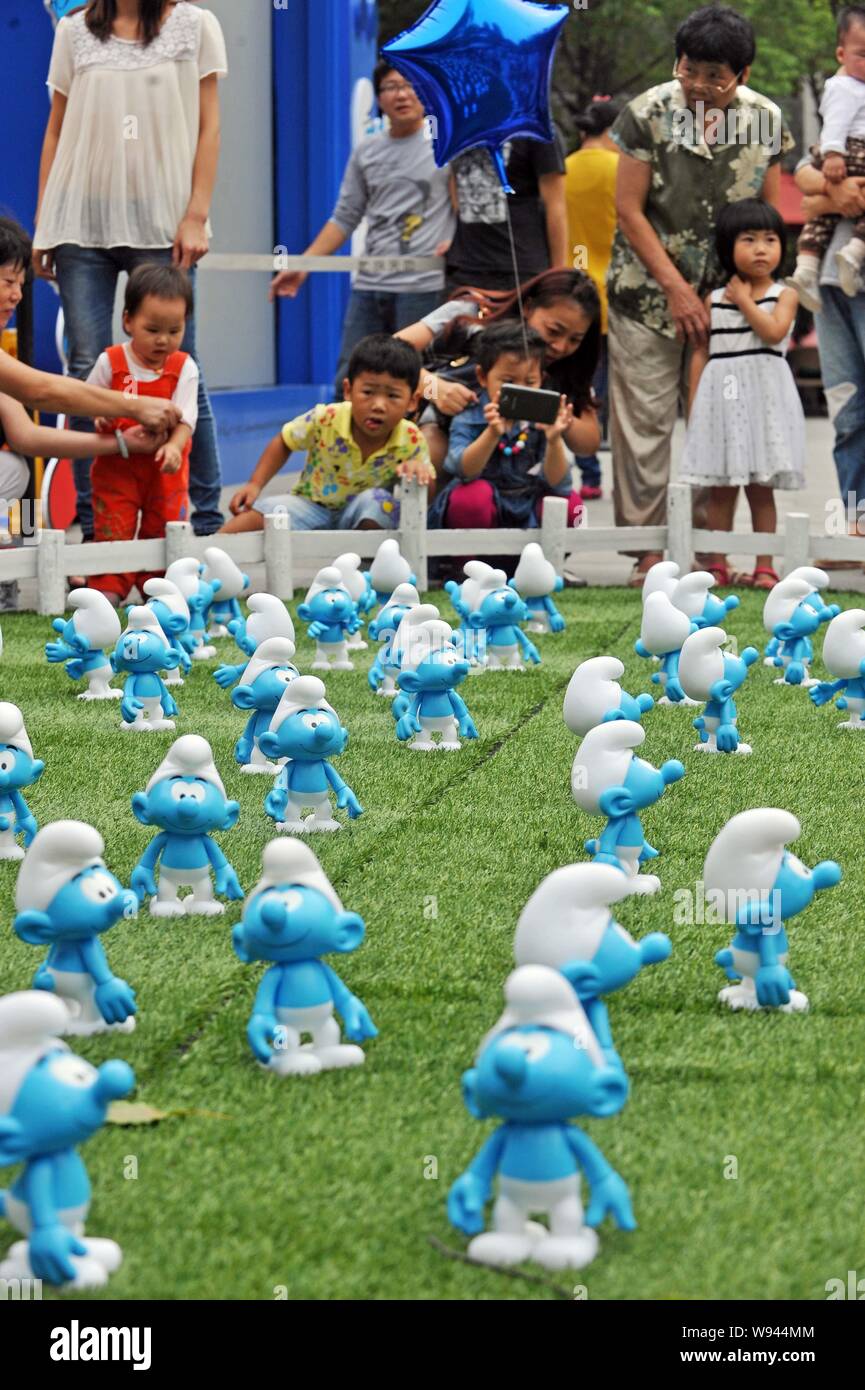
xmin=114 ymin=429 xmax=130 ymax=460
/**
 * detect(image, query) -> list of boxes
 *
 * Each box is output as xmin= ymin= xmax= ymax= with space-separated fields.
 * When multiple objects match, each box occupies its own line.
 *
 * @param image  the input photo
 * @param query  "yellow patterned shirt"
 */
xmin=282 ymin=401 xmax=429 ymax=509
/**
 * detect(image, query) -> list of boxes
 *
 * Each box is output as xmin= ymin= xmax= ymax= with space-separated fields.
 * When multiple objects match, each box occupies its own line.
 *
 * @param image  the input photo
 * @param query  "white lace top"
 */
xmin=34 ymin=4 xmax=228 ymax=251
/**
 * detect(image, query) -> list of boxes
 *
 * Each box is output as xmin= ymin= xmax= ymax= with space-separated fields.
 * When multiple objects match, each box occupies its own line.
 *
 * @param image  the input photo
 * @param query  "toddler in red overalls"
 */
xmin=87 ymin=264 xmax=198 ymax=603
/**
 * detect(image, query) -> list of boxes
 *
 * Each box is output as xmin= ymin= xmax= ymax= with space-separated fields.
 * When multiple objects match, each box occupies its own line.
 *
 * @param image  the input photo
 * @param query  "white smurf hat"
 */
xmin=640 ymin=591 xmax=692 ymax=657
xmin=304 ymin=566 xmax=350 ymax=605
xmin=401 ymin=618 xmax=456 ymax=672
xmin=480 ymin=965 xmax=604 ymax=1067
xmin=143 ymin=578 xmax=190 ymax=623
xmin=678 ymin=626 xmax=727 ymax=703
xmin=514 ymin=863 xmax=641 ymax=971
xmin=762 ymin=576 xmax=817 ymax=634
xmin=0 ymin=991 xmax=71 ymax=1116
xmin=15 ymin=820 xmax=105 ymax=915
xmin=563 ymin=656 xmax=625 ymax=737
xmin=145 ymin=734 xmax=225 ymax=797
xmin=392 ymin=602 xmax=440 ymax=663
xmin=513 ymin=542 xmax=556 ymax=599
xmin=68 ymin=588 xmax=122 ymax=649
xmin=238 ymin=636 xmax=298 ymax=689
xmin=571 ymin=719 xmax=644 ymax=813
xmin=671 ymin=571 xmax=716 ymax=620
xmin=0 ymin=702 xmax=33 ymax=758
xmin=474 ymin=569 xmax=510 ymax=605
xmin=370 ymin=538 xmax=411 ymax=593
xmin=642 ymin=560 xmax=680 ymax=604
xmin=248 ymin=838 xmax=343 ymax=912
xmin=332 ymin=553 xmax=368 ymax=604
xmin=165 ymin=557 xmax=203 ymax=602
xmin=203 ymin=547 xmax=248 ymax=601
xmin=268 ymin=674 xmax=336 ymax=736
xmin=244 ymin=593 xmax=295 ymax=648
xmin=459 ymin=562 xmax=494 ymax=616
xmin=378 ymin=584 xmax=420 ymax=629
xmin=123 ymin=606 xmax=167 ymax=644
xmin=702 ymin=808 xmax=801 ymax=923
xmin=788 ymin=566 xmax=830 ymax=592
xmin=821 ymin=608 xmax=865 ymax=678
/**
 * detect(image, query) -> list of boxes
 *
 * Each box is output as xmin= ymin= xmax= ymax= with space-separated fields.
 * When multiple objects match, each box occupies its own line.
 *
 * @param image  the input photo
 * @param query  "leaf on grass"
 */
xmin=108 ymin=1102 xmax=233 ymax=1126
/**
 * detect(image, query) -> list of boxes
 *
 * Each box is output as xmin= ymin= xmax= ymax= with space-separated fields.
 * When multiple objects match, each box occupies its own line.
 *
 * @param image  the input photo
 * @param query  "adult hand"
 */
xmin=132 ymin=398 xmax=182 ymax=433
xmin=823 ymin=152 xmax=848 ymax=185
xmin=431 ymin=377 xmax=479 ymax=416
xmin=269 ymin=269 xmax=308 ymax=301
xmin=122 ymin=425 xmax=161 ymax=454
xmin=228 ymin=481 xmax=261 ymax=515
xmin=666 ymin=279 xmax=709 ymax=346
xmin=827 ymin=176 xmax=865 ymax=219
xmin=172 ymin=215 xmax=209 ymax=269
xmin=32 ymin=247 xmax=56 ymax=282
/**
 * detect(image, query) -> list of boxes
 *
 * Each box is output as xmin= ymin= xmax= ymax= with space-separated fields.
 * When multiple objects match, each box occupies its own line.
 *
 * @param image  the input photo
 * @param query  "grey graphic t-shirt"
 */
xmin=330 ymin=128 xmax=454 ymax=293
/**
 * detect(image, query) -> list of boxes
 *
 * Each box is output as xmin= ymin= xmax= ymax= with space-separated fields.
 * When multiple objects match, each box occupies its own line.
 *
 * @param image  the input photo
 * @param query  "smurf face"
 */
xmin=49 ymin=865 xmax=139 ymax=937
xmin=463 ymin=1027 xmax=627 ymax=1122
xmin=699 ymin=592 xmax=737 ymax=627
xmin=114 ymin=631 xmax=168 ymax=671
xmin=0 ymin=744 xmax=43 ymax=790
xmin=267 ymin=708 xmax=348 ymax=761
xmin=138 ymin=776 xmax=239 ymax=834
xmin=475 ymin=589 xmax=527 ymax=629
xmin=252 ymin=666 xmax=299 ymax=709
xmin=618 ymin=691 xmax=654 ymax=723
xmin=773 ymin=851 xmax=842 ymax=921
xmin=404 ymin=648 xmax=470 ymax=692
xmin=147 ymin=599 xmax=186 ymax=639
xmin=233 ymin=883 xmax=364 ymax=963
xmin=370 ymin=604 xmax=410 ymax=640
xmin=306 ymin=588 xmax=355 ymax=624
xmin=10 ymin=1049 xmax=134 ymax=1153
xmin=623 ymin=755 xmax=683 ymax=810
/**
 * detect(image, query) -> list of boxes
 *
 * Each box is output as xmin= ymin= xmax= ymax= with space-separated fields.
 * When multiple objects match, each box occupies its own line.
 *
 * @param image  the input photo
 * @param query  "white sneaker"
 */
xmin=785 ymin=270 xmax=823 ymax=313
xmin=835 ymin=242 xmax=865 ymax=297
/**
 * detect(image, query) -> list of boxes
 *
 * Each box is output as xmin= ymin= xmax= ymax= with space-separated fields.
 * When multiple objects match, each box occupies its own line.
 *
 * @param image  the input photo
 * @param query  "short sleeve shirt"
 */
xmin=283 ymin=402 xmax=430 ymax=508
xmin=607 ymin=81 xmax=795 ymax=339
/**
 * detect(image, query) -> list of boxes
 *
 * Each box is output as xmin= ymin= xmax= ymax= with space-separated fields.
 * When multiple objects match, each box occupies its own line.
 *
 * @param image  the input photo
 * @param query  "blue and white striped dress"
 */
xmin=679 ymin=282 xmax=805 ymax=489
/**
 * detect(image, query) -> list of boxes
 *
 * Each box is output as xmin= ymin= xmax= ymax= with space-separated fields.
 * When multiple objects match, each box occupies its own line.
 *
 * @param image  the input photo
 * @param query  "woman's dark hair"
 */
xmin=443 ymin=269 xmax=601 ymax=412
xmin=574 ymin=98 xmax=621 ymax=139
xmin=347 ymin=333 xmax=421 ymax=391
xmin=85 ymin=0 xmax=170 ymax=45
xmin=715 ymin=198 xmax=786 ymax=276
xmin=675 ymin=5 xmax=755 ymax=74
xmin=0 ymin=217 xmax=32 ymax=273
xmin=125 ymin=263 xmax=193 ymax=317
xmin=473 ymin=322 xmax=546 ymax=374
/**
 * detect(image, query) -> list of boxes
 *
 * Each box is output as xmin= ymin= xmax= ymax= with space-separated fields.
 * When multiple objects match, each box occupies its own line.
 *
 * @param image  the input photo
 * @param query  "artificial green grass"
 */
xmin=0 ymin=589 xmax=862 ymax=1301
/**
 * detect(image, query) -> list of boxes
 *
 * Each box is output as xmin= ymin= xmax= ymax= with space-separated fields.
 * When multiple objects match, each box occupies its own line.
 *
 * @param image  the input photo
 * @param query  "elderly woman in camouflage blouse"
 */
xmin=606 ymin=5 xmax=794 ymax=586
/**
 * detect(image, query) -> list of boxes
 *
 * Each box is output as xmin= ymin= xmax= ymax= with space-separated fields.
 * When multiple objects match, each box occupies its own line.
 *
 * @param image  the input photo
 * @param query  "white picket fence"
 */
xmin=0 ymin=481 xmax=861 ymax=615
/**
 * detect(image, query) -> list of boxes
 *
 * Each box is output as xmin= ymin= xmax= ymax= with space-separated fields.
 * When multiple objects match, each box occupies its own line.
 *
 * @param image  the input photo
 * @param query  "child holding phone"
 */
xmin=427 ymin=322 xmax=581 ymax=531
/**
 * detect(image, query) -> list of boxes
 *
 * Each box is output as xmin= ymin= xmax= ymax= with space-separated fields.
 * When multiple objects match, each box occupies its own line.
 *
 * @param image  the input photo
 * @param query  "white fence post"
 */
xmin=165 ymin=520 xmax=195 ymax=569
xmin=399 ymin=480 xmax=428 ymax=593
xmin=782 ymin=513 xmax=811 ymax=575
xmin=540 ymin=496 xmax=568 ymax=575
xmin=667 ymin=483 xmax=693 ymax=574
xmin=36 ymin=529 xmax=65 ymax=615
xmin=263 ymin=512 xmax=293 ymax=599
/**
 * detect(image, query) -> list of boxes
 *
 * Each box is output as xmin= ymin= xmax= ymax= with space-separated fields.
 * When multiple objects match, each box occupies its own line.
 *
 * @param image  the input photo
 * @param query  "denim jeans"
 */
xmin=332 ymin=288 xmax=443 ymax=399
xmin=255 ymin=487 xmax=398 ymax=529
xmin=573 ymin=336 xmax=608 ymax=489
xmin=53 ymin=244 xmax=224 ymax=538
xmin=815 ymin=286 xmax=865 ymax=519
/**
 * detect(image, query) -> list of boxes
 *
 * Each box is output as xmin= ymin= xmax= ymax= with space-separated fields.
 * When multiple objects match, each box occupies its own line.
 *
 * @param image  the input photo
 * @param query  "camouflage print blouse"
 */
xmin=607 ymin=80 xmax=795 ymax=339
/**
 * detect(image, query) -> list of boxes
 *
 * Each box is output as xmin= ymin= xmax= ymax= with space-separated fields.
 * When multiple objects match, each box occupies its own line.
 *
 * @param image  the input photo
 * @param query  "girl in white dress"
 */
xmin=679 ymin=199 xmax=803 ymax=590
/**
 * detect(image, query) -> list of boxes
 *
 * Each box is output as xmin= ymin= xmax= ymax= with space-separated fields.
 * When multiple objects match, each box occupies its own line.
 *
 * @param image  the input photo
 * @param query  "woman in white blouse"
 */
xmin=32 ymin=0 xmax=227 ymax=540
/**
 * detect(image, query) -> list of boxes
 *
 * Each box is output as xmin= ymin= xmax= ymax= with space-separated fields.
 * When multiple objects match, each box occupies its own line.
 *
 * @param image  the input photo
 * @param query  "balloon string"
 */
xmin=503 ymin=177 xmax=529 ymax=361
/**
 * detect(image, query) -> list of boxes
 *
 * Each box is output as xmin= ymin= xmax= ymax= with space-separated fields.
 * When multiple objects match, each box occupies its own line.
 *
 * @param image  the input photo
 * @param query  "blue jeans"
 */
xmin=815 ymin=285 xmax=865 ymax=518
xmin=254 ymin=487 xmax=398 ymax=529
xmin=574 ymin=336 xmax=608 ymax=490
xmin=53 ymin=244 xmax=224 ymax=538
xmin=332 ymin=288 xmax=443 ymax=399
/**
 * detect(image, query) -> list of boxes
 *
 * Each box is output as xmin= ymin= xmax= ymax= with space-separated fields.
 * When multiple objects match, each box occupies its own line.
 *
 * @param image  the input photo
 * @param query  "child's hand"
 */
xmin=484 ymin=396 xmax=510 ymax=437
xmin=94 ymin=416 xmax=113 ymax=434
xmin=122 ymin=426 xmax=159 ymax=454
xmin=397 ymin=455 xmax=436 ymax=486
xmin=823 ymin=152 xmax=848 ymax=184
xmin=156 ymin=442 xmax=183 ymax=474
xmin=538 ymin=394 xmax=574 ymax=440
xmin=723 ymin=275 xmax=752 ymax=309
xmin=229 ymin=482 xmax=261 ymax=515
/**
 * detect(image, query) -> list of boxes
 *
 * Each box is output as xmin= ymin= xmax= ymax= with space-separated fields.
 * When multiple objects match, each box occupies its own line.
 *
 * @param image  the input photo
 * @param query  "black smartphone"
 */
xmin=497 ymin=384 xmax=561 ymax=425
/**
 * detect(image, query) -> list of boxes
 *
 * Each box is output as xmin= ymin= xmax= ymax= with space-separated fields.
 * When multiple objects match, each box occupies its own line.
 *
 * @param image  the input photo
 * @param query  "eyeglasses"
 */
xmin=379 ymin=81 xmax=415 ymax=96
xmin=673 ymin=61 xmax=740 ymax=96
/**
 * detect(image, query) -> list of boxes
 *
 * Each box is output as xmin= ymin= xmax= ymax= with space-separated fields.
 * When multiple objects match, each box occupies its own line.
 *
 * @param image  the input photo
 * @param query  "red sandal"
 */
xmin=734 ymin=566 xmax=779 ymax=590
xmin=703 ymin=563 xmax=735 ymax=586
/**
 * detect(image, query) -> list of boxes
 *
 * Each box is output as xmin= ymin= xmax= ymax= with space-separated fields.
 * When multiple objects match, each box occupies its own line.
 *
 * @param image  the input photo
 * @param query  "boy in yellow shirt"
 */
xmin=222 ymin=334 xmax=434 ymax=532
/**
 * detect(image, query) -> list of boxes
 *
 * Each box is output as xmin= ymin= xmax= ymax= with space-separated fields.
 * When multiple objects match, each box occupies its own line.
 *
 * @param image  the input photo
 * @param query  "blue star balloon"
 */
xmin=382 ymin=0 xmax=569 ymax=192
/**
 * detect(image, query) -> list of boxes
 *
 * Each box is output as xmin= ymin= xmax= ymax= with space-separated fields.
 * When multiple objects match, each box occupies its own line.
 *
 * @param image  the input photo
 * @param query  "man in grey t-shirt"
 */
xmin=270 ymin=61 xmax=455 ymax=399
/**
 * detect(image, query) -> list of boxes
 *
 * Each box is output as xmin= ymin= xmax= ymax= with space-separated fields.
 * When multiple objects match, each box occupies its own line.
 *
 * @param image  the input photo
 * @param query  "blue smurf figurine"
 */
xmin=514 ymin=863 xmax=671 ymax=1070
xmin=202 ymin=546 xmax=250 ymax=637
xmin=445 ymin=561 xmax=493 ymax=659
xmin=261 ymin=676 xmax=363 ymax=832
xmin=233 ymin=839 xmax=377 ymax=1075
xmin=571 ymin=719 xmax=684 ymax=891
xmin=14 ymin=821 xmax=138 ymax=1035
xmin=45 ymin=588 xmax=122 ymax=700
xmin=369 ymin=536 xmax=415 ymax=611
xmin=298 ymin=567 xmax=358 ymax=671
xmin=165 ymin=556 xmax=220 ymax=661
xmin=447 ymin=965 xmax=634 ymax=1270
xmin=395 ymin=613 xmax=478 ymax=750
xmin=141 ymin=577 xmax=194 ymax=686
xmin=704 ymin=808 xmax=841 ymax=1012
xmin=763 ymin=566 xmax=838 ymax=668
xmin=111 ymin=606 xmax=181 ymax=731
xmin=222 ymin=637 xmax=300 ymax=773
xmin=671 ymin=570 xmax=740 ymax=629
xmin=810 ymin=608 xmax=865 ymax=727
xmin=510 ymin=542 xmax=565 ymax=634
xmin=679 ymin=626 xmax=759 ymax=754
xmin=368 ymin=582 xmax=420 ymax=696
xmin=0 ymin=703 xmax=44 ymax=861
xmin=0 ymin=991 xmax=134 ymax=1289
xmin=763 ymin=573 xmax=839 ymax=687
xmin=563 ymin=656 xmax=654 ymax=738
xmin=468 ymin=570 xmax=540 ymax=671
xmin=334 ymin=552 xmax=371 ymax=651
xmin=130 ymin=735 xmax=244 ymax=918
xmin=635 ymin=592 xmax=697 ymax=705
xmin=226 ymin=592 xmax=295 ymax=660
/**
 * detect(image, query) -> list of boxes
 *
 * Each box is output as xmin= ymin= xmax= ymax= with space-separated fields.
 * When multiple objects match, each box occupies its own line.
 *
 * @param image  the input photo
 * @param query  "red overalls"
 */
xmin=90 ymin=344 xmax=191 ymax=601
